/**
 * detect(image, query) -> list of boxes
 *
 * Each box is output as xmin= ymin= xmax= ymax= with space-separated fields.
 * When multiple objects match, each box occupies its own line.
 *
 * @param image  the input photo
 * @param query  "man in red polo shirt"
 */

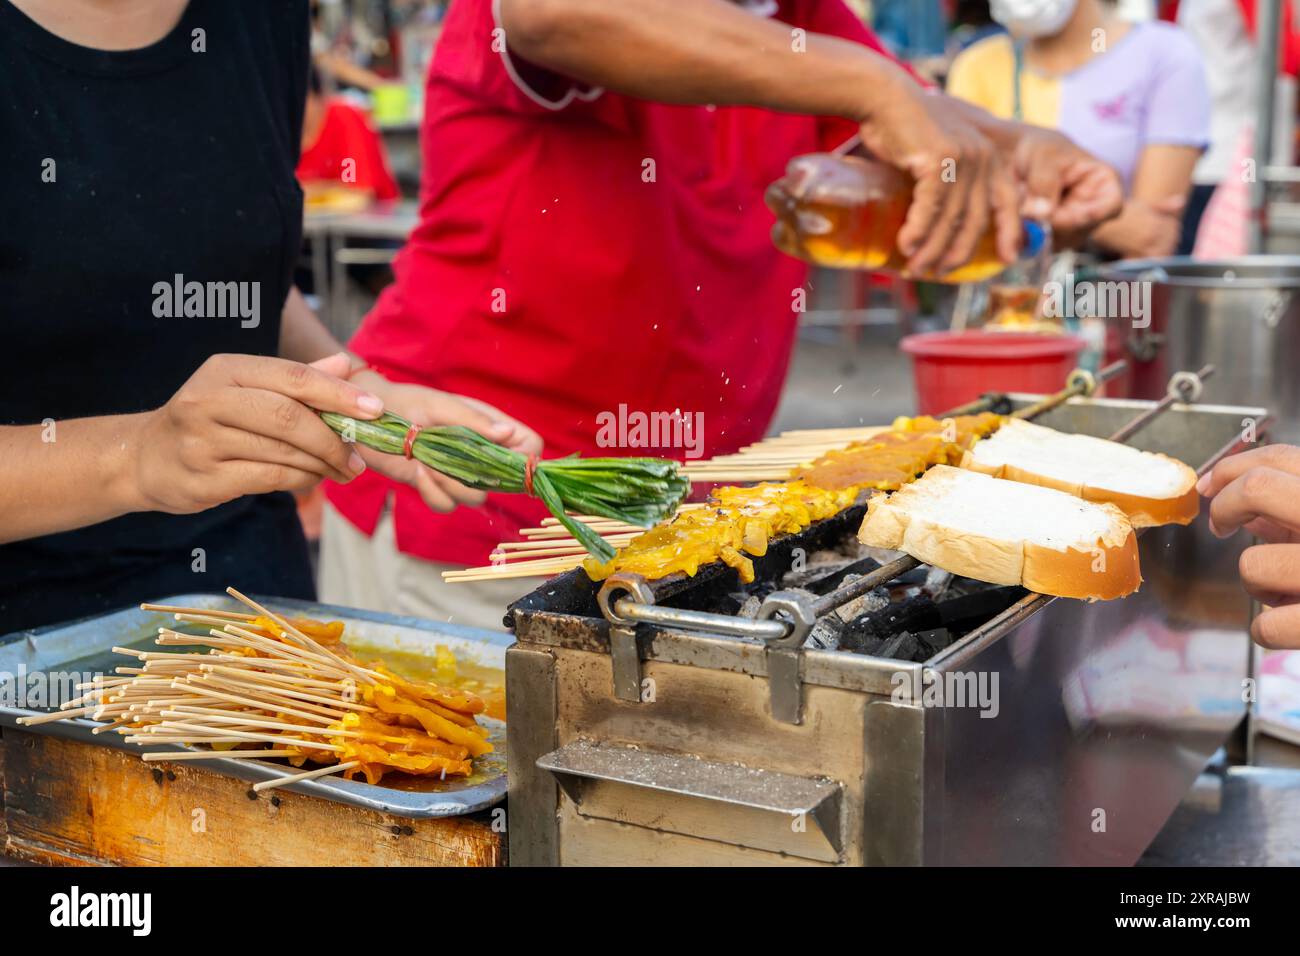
xmin=321 ymin=0 xmax=1124 ymax=627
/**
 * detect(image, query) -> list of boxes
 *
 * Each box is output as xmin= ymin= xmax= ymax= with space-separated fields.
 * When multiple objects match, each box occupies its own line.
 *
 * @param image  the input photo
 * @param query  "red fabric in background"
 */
xmin=296 ymin=99 xmax=399 ymax=200
xmin=1162 ymin=0 xmax=1300 ymax=76
xmin=325 ymin=0 xmax=903 ymax=567
xmin=1236 ymin=0 xmax=1300 ymax=77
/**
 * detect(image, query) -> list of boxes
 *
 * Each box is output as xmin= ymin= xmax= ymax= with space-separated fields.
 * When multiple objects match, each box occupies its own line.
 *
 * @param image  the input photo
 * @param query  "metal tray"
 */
xmin=0 ymin=593 xmax=511 ymax=818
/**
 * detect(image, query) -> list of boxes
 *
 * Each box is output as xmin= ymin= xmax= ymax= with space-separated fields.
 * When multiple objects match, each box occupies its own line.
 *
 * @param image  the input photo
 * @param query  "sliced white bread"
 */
xmin=959 ymin=418 xmax=1198 ymax=528
xmin=858 ymin=465 xmax=1141 ymax=601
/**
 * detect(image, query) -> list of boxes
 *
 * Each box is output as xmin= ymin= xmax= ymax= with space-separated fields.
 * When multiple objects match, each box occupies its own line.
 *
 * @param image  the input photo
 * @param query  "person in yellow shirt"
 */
xmin=948 ymin=0 xmax=1210 ymax=258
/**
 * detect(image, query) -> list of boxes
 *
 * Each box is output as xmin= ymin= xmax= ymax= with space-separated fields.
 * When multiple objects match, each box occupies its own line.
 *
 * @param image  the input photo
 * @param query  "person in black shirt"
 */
xmin=0 ymin=0 xmax=540 ymax=633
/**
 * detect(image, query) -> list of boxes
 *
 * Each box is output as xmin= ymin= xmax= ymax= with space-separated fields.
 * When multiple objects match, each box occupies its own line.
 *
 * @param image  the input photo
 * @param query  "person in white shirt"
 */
xmin=1175 ymin=0 xmax=1259 ymax=253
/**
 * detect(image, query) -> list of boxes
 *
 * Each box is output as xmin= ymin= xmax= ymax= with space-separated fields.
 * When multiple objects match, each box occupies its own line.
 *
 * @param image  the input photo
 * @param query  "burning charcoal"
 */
xmin=833 ymin=581 xmax=890 ymax=624
xmin=781 ymin=551 xmax=854 ymax=590
xmin=912 ymin=627 xmax=953 ymax=660
xmin=847 ymin=634 xmax=887 ymax=657
xmin=935 ymin=586 xmax=1026 ymax=631
xmin=878 ymin=631 xmax=920 ymax=661
xmin=945 ymin=576 xmax=987 ymax=597
xmin=842 ymin=594 xmax=941 ymax=647
xmin=805 ymin=615 xmax=844 ymax=651
xmin=810 ymin=557 xmax=883 ymax=594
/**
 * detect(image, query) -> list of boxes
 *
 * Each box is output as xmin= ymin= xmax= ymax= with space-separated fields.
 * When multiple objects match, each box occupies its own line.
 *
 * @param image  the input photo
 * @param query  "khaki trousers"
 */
xmin=318 ymin=501 xmax=531 ymax=632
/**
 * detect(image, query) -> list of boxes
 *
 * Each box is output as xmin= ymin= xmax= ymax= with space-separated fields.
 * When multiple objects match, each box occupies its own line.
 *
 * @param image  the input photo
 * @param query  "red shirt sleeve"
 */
xmin=442 ymin=0 xmax=918 ymax=142
xmin=428 ymin=0 xmax=635 ymax=132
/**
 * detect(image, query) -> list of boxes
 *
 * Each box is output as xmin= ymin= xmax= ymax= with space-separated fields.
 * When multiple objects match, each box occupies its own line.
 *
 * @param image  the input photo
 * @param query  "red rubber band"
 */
xmin=402 ymin=424 xmax=421 ymax=460
xmin=523 ymin=453 xmax=538 ymax=496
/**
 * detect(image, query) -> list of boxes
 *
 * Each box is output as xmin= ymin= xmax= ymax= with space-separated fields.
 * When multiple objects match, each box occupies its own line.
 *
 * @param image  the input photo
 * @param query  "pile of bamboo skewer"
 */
xmin=17 ymin=587 xmax=489 ymax=793
xmin=444 ymin=424 xmax=890 ymax=583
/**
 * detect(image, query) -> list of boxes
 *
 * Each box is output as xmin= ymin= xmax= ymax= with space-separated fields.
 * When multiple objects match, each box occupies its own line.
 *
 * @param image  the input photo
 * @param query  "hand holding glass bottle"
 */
xmin=765 ymin=151 xmax=1048 ymax=284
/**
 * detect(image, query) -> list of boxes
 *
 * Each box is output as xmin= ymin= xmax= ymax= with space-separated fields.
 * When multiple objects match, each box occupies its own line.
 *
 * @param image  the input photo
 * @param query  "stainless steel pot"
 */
xmin=1101 ymin=256 xmax=1300 ymax=443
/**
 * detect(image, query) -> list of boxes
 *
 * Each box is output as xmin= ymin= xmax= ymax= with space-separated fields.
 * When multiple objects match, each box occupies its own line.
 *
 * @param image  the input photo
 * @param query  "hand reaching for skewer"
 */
xmin=1198 ymin=445 xmax=1300 ymax=648
xmin=346 ymin=365 xmax=544 ymax=513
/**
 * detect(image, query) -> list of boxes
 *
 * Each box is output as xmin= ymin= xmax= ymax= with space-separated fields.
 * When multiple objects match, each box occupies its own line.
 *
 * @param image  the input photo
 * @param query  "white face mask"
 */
xmin=989 ymin=0 xmax=1079 ymax=38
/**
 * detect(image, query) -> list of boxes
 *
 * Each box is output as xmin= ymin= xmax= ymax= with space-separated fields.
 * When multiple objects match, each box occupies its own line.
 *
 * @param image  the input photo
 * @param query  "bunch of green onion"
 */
xmin=321 ymin=412 xmax=691 ymax=562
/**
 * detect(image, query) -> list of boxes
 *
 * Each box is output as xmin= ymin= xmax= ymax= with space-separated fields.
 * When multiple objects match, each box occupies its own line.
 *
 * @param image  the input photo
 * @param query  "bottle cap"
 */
xmin=1022 ymin=220 xmax=1047 ymax=258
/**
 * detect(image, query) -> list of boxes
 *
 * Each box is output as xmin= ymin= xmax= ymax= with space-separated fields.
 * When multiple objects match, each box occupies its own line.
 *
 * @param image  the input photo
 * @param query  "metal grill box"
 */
xmin=506 ymin=397 xmax=1268 ymax=866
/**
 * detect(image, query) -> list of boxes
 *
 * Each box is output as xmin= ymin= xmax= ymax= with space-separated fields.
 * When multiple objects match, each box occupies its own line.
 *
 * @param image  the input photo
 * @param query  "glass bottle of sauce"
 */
xmin=765 ymin=152 xmax=1047 ymax=284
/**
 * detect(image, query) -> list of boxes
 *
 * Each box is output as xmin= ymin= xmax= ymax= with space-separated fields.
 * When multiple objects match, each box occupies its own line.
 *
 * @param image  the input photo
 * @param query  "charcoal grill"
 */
xmin=505 ymin=384 xmax=1270 ymax=865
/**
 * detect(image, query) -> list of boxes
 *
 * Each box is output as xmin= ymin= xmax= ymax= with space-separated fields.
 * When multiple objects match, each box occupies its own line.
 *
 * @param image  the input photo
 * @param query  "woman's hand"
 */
xmin=1008 ymin=126 xmax=1125 ymax=233
xmin=1090 ymin=195 xmax=1186 ymax=259
xmin=1198 ymin=445 xmax=1300 ymax=648
xmin=919 ymin=97 xmax=1124 ymax=247
xmin=350 ymin=368 xmax=544 ymax=513
xmin=1089 ymin=144 xmax=1199 ymax=258
xmin=129 ymin=352 xmax=381 ymax=514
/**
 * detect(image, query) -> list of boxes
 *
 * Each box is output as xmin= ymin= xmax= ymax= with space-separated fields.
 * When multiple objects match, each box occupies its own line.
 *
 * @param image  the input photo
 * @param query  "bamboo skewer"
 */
xmin=198 ymin=666 xmax=374 ymax=711
xmin=139 ymin=603 xmax=256 ymax=621
xmin=142 ymin=750 xmax=300 ymax=761
xmin=164 ymin=681 xmax=344 ymax=725
xmin=225 ymin=587 xmax=377 ymax=686
xmin=17 ymin=706 xmax=96 ymax=726
xmin=136 ymin=739 xmax=337 ymax=752
xmin=443 ymin=558 xmax=597 ymax=582
xmin=131 ymin=721 xmax=344 ymax=752
xmin=252 ymin=760 xmax=360 ymax=793
xmin=187 ymin=677 xmax=350 ymax=720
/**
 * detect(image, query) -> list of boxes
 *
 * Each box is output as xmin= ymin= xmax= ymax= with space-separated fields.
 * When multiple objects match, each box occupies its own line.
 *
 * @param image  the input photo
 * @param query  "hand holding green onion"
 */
xmin=321 ymin=411 xmax=691 ymax=562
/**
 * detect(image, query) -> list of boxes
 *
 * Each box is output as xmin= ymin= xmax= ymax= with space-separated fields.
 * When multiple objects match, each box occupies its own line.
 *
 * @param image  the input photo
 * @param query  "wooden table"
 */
xmin=0 ymin=729 xmax=503 ymax=867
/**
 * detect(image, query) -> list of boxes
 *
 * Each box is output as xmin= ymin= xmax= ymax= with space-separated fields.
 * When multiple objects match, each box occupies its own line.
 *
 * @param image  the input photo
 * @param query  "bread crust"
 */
xmin=1080 ymin=481 xmax=1199 ymax=527
xmin=960 ymin=449 xmax=1199 ymax=528
xmin=1022 ymin=530 xmax=1142 ymax=601
xmin=858 ymin=478 xmax=1142 ymax=601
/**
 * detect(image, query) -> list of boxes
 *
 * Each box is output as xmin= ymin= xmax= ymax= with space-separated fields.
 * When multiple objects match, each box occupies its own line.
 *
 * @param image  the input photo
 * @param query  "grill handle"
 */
xmin=597 ymin=573 xmax=792 ymax=704
xmin=598 ymin=574 xmax=789 ymax=640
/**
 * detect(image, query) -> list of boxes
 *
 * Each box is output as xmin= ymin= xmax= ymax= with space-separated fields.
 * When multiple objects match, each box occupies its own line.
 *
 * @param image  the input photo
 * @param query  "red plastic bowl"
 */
xmin=900 ymin=331 xmax=1086 ymax=415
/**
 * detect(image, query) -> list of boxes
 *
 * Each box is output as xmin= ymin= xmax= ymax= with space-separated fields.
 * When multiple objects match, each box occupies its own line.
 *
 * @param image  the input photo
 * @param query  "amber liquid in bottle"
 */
xmin=765 ymin=152 xmax=1019 ymax=283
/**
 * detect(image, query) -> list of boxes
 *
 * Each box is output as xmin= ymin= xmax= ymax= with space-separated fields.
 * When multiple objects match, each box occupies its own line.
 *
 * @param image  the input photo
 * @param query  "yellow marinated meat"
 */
xmin=249 ymin=615 xmax=346 ymax=648
xmin=335 ymin=741 xmax=474 ymax=785
xmin=339 ymin=712 xmax=472 ymax=760
xmin=366 ymin=663 xmax=485 ymax=715
xmin=585 ymin=413 xmax=1003 ymax=584
xmin=365 ymin=683 xmax=494 ymax=757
